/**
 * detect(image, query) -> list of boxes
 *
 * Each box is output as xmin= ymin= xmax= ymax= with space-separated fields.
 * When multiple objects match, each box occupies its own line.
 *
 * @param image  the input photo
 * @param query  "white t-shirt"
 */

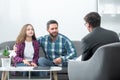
xmin=24 ymin=41 xmax=34 ymax=61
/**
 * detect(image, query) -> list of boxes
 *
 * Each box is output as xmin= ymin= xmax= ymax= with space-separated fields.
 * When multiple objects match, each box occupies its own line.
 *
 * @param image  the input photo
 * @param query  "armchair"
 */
xmin=68 ymin=42 xmax=120 ymax=80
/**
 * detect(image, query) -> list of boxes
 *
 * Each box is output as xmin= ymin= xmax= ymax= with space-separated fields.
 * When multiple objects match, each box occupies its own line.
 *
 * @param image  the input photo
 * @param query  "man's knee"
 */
xmin=38 ymin=57 xmax=46 ymax=66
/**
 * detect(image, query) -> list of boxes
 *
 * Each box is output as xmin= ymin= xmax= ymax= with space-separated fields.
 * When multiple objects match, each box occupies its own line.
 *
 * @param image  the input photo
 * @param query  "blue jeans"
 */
xmin=16 ymin=63 xmax=29 ymax=76
xmin=38 ymin=57 xmax=67 ymax=77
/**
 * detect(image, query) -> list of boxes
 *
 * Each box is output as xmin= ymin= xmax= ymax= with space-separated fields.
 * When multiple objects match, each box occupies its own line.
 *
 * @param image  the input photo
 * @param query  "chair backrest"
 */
xmin=91 ymin=42 xmax=120 ymax=80
xmin=68 ymin=42 xmax=120 ymax=80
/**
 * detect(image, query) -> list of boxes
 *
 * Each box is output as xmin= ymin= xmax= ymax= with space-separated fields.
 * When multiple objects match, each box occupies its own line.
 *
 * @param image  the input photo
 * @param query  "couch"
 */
xmin=0 ymin=40 xmax=81 ymax=80
xmin=68 ymin=42 xmax=120 ymax=80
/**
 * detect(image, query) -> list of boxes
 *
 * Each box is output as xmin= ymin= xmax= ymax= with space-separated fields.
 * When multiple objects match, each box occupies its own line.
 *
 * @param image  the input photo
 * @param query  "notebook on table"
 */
xmin=33 ymin=66 xmax=50 ymax=70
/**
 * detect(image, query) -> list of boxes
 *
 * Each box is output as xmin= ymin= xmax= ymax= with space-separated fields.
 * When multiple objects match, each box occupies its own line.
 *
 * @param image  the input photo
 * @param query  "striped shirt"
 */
xmin=37 ymin=33 xmax=77 ymax=62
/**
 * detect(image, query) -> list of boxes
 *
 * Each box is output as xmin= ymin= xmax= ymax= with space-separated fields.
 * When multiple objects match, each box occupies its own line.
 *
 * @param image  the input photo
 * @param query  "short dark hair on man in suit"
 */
xmin=84 ymin=12 xmax=101 ymax=28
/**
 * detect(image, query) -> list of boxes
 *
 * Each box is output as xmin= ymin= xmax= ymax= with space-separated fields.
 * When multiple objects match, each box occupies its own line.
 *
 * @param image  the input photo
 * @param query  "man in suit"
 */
xmin=80 ymin=12 xmax=119 ymax=61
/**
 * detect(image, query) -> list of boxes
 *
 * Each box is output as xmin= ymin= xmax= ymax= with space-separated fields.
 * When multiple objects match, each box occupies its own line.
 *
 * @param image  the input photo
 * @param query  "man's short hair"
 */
xmin=84 ymin=12 xmax=101 ymax=28
xmin=47 ymin=20 xmax=58 ymax=29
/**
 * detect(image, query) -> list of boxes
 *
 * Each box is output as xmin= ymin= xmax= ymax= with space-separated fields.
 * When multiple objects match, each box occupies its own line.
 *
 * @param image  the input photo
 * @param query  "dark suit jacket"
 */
xmin=80 ymin=27 xmax=119 ymax=61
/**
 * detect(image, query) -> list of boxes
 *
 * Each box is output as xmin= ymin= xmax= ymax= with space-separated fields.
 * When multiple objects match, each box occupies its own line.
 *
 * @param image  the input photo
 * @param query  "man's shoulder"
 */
xmin=82 ymin=27 xmax=118 ymax=42
xmin=58 ymin=33 xmax=71 ymax=41
xmin=97 ymin=27 xmax=117 ymax=34
xmin=104 ymin=28 xmax=117 ymax=34
xmin=82 ymin=32 xmax=93 ymax=41
xmin=37 ymin=35 xmax=49 ymax=40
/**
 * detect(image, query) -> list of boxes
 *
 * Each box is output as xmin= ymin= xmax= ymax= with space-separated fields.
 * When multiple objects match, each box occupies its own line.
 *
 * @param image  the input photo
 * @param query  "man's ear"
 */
xmin=87 ymin=23 xmax=91 ymax=28
xmin=87 ymin=23 xmax=92 ymax=32
xmin=89 ymin=24 xmax=93 ymax=32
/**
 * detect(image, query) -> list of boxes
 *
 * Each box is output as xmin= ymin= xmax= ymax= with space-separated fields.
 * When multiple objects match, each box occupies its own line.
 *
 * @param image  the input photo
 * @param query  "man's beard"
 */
xmin=50 ymin=32 xmax=58 ymax=38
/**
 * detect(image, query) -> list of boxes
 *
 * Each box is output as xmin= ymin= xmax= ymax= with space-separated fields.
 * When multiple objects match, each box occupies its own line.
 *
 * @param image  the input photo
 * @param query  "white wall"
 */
xmin=0 ymin=0 xmax=97 ymax=43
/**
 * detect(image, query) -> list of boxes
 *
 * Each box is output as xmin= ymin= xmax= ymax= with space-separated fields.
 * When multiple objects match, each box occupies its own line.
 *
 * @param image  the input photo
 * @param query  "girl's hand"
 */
xmin=23 ymin=60 xmax=31 ymax=66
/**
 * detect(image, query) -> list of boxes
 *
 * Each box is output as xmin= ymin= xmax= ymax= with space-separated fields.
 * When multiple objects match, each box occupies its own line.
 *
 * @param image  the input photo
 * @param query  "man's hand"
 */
xmin=53 ymin=57 xmax=62 ymax=64
xmin=30 ymin=62 xmax=37 ymax=67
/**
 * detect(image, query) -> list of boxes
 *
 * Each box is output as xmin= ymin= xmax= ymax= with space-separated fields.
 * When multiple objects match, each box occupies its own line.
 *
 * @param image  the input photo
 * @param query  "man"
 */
xmin=37 ymin=20 xmax=77 ymax=76
xmin=80 ymin=12 xmax=119 ymax=61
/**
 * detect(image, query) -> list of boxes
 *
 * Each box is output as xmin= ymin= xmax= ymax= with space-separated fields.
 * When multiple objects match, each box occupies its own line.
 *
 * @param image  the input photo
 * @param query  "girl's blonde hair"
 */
xmin=16 ymin=24 xmax=36 ymax=44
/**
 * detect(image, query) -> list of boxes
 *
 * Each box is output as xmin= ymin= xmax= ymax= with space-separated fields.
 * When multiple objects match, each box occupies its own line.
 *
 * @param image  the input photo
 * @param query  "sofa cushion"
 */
xmin=73 ymin=41 xmax=81 ymax=56
xmin=39 ymin=47 xmax=45 ymax=57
